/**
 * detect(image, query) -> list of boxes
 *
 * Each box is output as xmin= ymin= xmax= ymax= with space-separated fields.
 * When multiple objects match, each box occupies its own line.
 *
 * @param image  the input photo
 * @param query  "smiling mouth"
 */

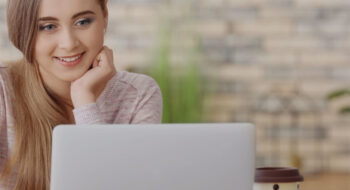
xmin=55 ymin=52 xmax=85 ymax=63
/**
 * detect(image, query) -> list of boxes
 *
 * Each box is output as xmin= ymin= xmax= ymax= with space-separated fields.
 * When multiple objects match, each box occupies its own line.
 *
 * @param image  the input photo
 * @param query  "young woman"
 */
xmin=0 ymin=0 xmax=163 ymax=189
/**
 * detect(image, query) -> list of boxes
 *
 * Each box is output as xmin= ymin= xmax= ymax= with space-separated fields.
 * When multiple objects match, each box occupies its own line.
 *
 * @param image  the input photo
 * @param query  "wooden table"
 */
xmin=301 ymin=173 xmax=350 ymax=190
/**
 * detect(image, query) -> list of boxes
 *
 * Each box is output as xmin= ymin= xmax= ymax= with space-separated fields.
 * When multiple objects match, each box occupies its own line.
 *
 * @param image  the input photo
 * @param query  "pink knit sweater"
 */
xmin=0 ymin=64 xmax=163 ymax=189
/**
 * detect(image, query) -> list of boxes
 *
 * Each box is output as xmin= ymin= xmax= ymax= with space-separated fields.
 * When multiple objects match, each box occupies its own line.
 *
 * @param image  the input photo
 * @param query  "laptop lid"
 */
xmin=50 ymin=123 xmax=255 ymax=190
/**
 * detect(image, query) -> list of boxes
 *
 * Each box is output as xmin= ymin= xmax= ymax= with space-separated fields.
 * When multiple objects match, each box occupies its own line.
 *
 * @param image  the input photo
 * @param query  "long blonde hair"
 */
xmin=1 ymin=0 xmax=107 ymax=189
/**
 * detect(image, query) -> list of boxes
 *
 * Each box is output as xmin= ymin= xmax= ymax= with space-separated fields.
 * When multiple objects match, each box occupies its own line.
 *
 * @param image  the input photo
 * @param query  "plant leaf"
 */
xmin=326 ymin=89 xmax=350 ymax=101
xmin=340 ymin=107 xmax=350 ymax=114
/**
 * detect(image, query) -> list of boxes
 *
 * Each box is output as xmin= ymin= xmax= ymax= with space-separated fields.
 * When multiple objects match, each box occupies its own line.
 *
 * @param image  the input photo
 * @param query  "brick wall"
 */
xmin=1 ymin=0 xmax=350 ymax=173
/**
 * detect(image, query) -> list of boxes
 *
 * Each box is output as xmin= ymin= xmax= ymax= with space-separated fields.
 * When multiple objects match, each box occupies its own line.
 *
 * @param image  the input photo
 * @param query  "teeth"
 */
xmin=58 ymin=54 xmax=81 ymax=62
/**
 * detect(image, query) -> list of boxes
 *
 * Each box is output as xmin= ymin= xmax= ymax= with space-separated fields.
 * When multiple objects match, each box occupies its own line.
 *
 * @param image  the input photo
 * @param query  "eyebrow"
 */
xmin=38 ymin=10 xmax=95 ymax=21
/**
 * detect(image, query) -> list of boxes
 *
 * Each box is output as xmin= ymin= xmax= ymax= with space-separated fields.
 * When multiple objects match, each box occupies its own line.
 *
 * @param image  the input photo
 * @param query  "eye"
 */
xmin=39 ymin=24 xmax=57 ymax=31
xmin=76 ymin=18 xmax=93 ymax=27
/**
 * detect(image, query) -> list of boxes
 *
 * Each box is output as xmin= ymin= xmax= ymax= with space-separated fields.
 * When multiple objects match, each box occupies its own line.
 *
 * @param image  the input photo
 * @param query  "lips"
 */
xmin=54 ymin=52 xmax=85 ymax=67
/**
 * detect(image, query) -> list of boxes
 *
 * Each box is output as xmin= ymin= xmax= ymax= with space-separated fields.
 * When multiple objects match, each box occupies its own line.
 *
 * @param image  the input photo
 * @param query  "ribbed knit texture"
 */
xmin=0 ymin=64 xmax=163 ymax=189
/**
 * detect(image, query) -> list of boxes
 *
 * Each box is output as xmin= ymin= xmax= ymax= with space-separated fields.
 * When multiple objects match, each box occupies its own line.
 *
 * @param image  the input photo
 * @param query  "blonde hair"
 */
xmin=1 ymin=0 xmax=107 ymax=189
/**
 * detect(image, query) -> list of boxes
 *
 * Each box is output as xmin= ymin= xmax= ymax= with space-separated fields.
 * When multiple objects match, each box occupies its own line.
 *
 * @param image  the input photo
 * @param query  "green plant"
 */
xmin=147 ymin=21 xmax=205 ymax=123
xmin=326 ymin=89 xmax=350 ymax=114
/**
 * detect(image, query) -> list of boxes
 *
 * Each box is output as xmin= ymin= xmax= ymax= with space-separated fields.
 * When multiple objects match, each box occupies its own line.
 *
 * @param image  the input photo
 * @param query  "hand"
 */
xmin=70 ymin=46 xmax=117 ymax=108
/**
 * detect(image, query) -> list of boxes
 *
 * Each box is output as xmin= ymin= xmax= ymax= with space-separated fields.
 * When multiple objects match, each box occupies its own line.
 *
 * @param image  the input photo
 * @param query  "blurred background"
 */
xmin=1 ymin=0 xmax=350 ymax=189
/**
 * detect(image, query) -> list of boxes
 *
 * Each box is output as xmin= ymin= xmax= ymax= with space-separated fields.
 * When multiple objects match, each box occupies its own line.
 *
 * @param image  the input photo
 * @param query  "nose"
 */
xmin=58 ymin=28 xmax=80 ymax=52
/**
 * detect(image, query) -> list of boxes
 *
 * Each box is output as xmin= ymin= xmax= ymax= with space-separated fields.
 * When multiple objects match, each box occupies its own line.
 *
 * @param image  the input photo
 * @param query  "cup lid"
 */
xmin=255 ymin=167 xmax=304 ymax=183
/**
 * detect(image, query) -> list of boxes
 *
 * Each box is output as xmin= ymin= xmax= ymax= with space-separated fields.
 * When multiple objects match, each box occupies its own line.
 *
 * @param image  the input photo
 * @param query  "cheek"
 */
xmin=35 ymin=36 xmax=55 ymax=59
xmin=83 ymin=24 xmax=105 ymax=50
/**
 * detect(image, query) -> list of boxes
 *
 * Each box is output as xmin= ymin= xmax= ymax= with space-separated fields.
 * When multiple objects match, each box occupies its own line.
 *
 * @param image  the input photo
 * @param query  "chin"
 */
xmin=59 ymin=70 xmax=88 ymax=82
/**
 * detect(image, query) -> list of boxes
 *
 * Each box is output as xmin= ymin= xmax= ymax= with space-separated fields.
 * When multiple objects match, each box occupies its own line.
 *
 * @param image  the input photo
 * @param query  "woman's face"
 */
xmin=35 ymin=0 xmax=107 ymax=84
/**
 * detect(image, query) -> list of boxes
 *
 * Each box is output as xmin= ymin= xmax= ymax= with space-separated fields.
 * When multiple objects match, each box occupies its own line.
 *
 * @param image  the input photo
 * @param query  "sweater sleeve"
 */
xmin=72 ymin=72 xmax=163 ymax=125
xmin=72 ymin=103 xmax=107 ymax=124
xmin=130 ymin=77 xmax=163 ymax=124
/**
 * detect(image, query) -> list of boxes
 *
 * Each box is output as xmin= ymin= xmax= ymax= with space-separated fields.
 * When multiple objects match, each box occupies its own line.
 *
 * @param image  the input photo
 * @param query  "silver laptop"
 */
xmin=50 ymin=123 xmax=255 ymax=190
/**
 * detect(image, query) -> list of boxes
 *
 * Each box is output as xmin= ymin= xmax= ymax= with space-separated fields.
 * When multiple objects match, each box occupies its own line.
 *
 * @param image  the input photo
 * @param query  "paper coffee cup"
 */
xmin=254 ymin=167 xmax=304 ymax=190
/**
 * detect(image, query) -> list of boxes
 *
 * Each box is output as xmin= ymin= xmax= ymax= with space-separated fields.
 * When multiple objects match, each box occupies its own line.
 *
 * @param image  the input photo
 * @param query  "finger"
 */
xmin=98 ymin=50 xmax=108 ymax=65
xmin=101 ymin=47 xmax=111 ymax=60
xmin=92 ymin=57 xmax=99 ymax=68
xmin=106 ymin=49 xmax=114 ymax=66
xmin=99 ymin=49 xmax=113 ymax=68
